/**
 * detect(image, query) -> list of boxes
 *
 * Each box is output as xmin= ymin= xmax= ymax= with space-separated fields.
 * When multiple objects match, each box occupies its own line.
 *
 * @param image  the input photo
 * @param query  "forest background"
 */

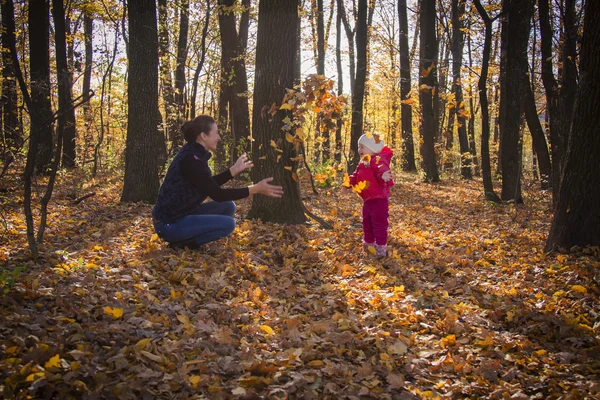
xmin=0 ymin=0 xmax=599 ymax=398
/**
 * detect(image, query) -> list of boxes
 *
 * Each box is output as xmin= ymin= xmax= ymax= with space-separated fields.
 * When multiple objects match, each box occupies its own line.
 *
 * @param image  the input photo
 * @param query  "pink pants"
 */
xmin=362 ymin=198 xmax=389 ymax=245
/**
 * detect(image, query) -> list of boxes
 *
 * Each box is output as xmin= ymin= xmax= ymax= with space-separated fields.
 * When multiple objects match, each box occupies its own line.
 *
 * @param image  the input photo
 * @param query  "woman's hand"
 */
xmin=230 ymin=152 xmax=254 ymax=177
xmin=249 ymin=177 xmax=284 ymax=198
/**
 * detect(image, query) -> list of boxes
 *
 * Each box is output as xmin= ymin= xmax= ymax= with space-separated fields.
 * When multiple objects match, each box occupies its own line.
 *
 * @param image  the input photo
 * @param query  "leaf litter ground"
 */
xmin=1 ymin=171 xmax=599 ymax=399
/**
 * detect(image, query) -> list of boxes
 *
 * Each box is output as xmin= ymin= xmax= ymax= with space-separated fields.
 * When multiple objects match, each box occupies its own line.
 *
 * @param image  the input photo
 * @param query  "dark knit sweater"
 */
xmin=152 ymin=142 xmax=249 ymax=223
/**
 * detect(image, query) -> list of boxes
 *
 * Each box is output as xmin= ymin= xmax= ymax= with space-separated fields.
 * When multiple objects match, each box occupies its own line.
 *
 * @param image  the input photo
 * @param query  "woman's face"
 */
xmin=198 ymin=123 xmax=221 ymax=152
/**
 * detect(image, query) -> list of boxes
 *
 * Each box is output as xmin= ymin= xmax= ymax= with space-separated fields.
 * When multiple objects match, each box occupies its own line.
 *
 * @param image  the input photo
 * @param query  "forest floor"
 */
xmin=1 ymin=169 xmax=599 ymax=399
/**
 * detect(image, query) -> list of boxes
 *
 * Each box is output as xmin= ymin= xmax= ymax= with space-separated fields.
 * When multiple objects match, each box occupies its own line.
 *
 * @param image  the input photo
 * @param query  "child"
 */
xmin=347 ymin=133 xmax=394 ymax=257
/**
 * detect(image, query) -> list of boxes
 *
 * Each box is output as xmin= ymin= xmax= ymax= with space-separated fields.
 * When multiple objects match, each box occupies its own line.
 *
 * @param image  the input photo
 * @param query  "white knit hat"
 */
xmin=358 ymin=133 xmax=384 ymax=153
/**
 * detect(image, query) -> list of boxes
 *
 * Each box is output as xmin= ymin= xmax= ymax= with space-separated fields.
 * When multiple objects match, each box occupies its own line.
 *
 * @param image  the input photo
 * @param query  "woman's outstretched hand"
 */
xmin=230 ymin=152 xmax=254 ymax=177
xmin=249 ymin=177 xmax=284 ymax=198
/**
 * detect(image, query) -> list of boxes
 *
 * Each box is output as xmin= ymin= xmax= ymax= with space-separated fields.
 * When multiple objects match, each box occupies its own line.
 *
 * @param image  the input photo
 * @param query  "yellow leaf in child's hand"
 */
xmin=45 ymin=354 xmax=61 ymax=369
xmin=352 ymin=180 xmax=369 ymax=194
xmin=103 ymin=306 xmax=124 ymax=319
xmin=343 ymin=172 xmax=351 ymax=187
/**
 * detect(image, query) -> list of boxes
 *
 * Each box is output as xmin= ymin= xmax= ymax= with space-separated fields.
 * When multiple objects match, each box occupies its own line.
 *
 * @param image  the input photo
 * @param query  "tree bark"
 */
xmin=545 ymin=0 xmax=600 ymax=251
xmin=1 ymin=0 xmax=20 ymax=152
xmin=419 ymin=0 xmax=439 ymax=182
xmin=81 ymin=12 xmax=93 ymax=163
xmin=157 ymin=0 xmax=176 ymax=155
xmin=121 ymin=0 xmax=163 ymax=203
xmin=52 ymin=0 xmax=77 ymax=168
xmin=522 ymin=75 xmax=552 ymax=190
xmin=29 ymin=0 xmax=54 ymax=173
xmin=334 ymin=2 xmax=343 ymax=163
xmin=337 ymin=0 xmax=355 ymax=94
xmin=247 ymin=0 xmax=305 ymax=224
xmin=190 ymin=1 xmax=211 ymax=119
xmin=500 ymin=0 xmax=533 ymax=202
xmin=474 ymin=0 xmax=500 ymax=202
xmin=175 ymin=0 xmax=189 ymax=132
xmin=398 ymin=0 xmax=415 ymax=171
xmin=347 ymin=0 xmax=368 ymax=172
xmin=451 ymin=0 xmax=471 ymax=179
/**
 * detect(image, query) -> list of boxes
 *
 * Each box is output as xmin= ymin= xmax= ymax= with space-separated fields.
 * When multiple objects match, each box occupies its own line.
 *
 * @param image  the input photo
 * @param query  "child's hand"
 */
xmin=381 ymin=170 xmax=393 ymax=182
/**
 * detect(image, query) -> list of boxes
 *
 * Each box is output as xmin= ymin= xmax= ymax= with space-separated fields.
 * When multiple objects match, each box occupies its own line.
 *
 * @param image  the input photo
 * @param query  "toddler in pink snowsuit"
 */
xmin=348 ymin=133 xmax=394 ymax=257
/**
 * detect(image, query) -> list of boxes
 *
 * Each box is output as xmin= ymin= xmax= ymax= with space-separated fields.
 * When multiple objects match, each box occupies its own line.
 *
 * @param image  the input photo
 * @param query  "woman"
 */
xmin=152 ymin=115 xmax=283 ymax=249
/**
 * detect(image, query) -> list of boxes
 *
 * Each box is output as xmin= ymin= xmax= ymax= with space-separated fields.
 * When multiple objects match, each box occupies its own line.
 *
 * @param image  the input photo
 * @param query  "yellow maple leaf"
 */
xmin=401 ymin=97 xmax=415 ymax=105
xmin=342 ymin=172 xmax=351 ymax=187
xmin=103 ymin=306 xmax=123 ymax=320
xmin=44 ymin=354 xmax=61 ymax=369
xmin=25 ymin=372 xmax=45 ymax=382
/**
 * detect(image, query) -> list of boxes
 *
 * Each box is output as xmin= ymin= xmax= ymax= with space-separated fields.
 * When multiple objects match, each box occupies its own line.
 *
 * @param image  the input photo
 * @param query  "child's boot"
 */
xmin=375 ymin=244 xmax=387 ymax=257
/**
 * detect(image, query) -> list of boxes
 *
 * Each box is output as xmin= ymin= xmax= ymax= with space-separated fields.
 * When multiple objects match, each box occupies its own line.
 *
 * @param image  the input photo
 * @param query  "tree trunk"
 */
xmin=1 ymin=0 xmax=21 ymax=153
xmin=474 ymin=0 xmax=500 ymax=202
xmin=500 ymin=0 xmax=533 ymax=202
xmin=247 ymin=0 xmax=305 ymax=224
xmin=52 ymin=0 xmax=77 ymax=168
xmin=347 ymin=0 xmax=368 ymax=172
xmin=338 ymin=0 xmax=355 ymax=94
xmin=538 ymin=0 xmax=574 ymax=205
xmin=398 ymin=0 xmax=415 ymax=171
xmin=29 ymin=0 xmax=54 ymax=173
xmin=466 ymin=22 xmax=479 ymax=177
xmin=451 ymin=0 xmax=471 ymax=179
xmin=334 ymin=3 xmax=343 ymax=163
xmin=522 ymin=76 xmax=552 ymax=190
xmin=190 ymin=1 xmax=211 ymax=119
xmin=419 ymin=0 xmax=439 ymax=182
xmin=175 ymin=0 xmax=189 ymax=133
xmin=121 ymin=0 xmax=163 ymax=203
xmin=545 ymin=0 xmax=600 ymax=251
xmin=81 ymin=12 xmax=93 ymax=164
xmin=157 ymin=0 xmax=176 ymax=155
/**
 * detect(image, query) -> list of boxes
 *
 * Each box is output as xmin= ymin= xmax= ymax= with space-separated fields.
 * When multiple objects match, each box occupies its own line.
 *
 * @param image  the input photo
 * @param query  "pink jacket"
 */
xmin=349 ymin=146 xmax=394 ymax=202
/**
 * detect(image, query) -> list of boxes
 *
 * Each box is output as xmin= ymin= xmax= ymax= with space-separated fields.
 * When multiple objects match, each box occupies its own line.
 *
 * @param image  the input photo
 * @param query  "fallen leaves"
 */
xmin=0 ymin=171 xmax=599 ymax=399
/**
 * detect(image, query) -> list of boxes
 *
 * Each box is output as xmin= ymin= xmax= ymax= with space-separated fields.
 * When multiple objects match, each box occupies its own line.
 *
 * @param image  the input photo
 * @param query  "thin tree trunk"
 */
xmin=81 ymin=12 xmax=93 ymax=164
xmin=334 ymin=3 xmax=343 ymax=164
xmin=474 ymin=0 xmax=500 ymax=202
xmin=175 ymin=0 xmax=189 ymax=132
xmin=157 ymin=0 xmax=176 ymax=155
xmin=338 ymin=0 xmax=355 ymax=94
xmin=451 ymin=0 xmax=471 ymax=179
xmin=190 ymin=1 xmax=211 ymax=119
xmin=398 ymin=0 xmax=415 ymax=171
xmin=347 ymin=0 xmax=368 ymax=172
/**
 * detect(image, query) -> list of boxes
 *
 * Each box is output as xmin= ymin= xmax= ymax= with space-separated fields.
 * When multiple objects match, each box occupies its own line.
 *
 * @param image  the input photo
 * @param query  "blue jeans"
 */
xmin=154 ymin=201 xmax=236 ymax=246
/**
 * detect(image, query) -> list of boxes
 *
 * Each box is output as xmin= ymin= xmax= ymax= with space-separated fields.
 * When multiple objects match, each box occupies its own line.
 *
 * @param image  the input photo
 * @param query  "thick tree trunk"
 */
xmin=500 ymin=0 xmax=533 ymax=202
xmin=121 ymin=0 xmax=163 ymax=203
xmin=52 ymin=0 xmax=77 ymax=168
xmin=29 ymin=0 xmax=54 ymax=173
xmin=419 ymin=0 xmax=439 ymax=182
xmin=451 ymin=0 xmax=471 ymax=179
xmin=247 ymin=0 xmax=305 ymax=224
xmin=398 ymin=0 xmax=415 ymax=171
xmin=347 ymin=0 xmax=368 ymax=172
xmin=546 ymin=0 xmax=600 ymax=251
